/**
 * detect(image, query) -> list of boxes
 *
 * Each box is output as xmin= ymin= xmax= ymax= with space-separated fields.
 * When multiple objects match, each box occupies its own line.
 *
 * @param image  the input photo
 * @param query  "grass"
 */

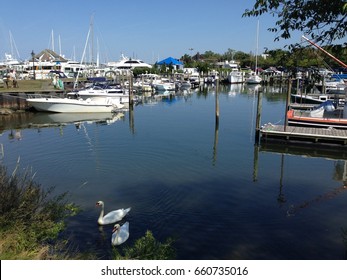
xmin=0 ymin=79 xmax=52 ymax=93
xmin=0 ymin=79 xmax=75 ymax=93
xmin=0 ymin=161 xmax=79 ymax=259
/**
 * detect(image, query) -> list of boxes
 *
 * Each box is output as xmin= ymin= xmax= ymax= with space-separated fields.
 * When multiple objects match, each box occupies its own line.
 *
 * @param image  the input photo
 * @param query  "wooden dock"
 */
xmin=260 ymin=123 xmax=347 ymax=146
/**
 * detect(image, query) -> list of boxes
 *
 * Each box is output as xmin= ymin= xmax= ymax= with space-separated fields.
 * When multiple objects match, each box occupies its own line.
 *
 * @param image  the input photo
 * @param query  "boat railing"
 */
xmin=26 ymin=93 xmax=62 ymax=99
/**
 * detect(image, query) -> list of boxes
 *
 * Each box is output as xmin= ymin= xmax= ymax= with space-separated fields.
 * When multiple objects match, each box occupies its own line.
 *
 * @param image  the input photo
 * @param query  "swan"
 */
xmin=111 ymin=222 xmax=129 ymax=246
xmin=96 ymin=201 xmax=131 ymax=225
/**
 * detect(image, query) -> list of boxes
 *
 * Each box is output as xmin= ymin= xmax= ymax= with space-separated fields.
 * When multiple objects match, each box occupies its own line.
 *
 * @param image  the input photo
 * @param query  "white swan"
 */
xmin=96 ymin=201 xmax=131 ymax=225
xmin=111 ymin=222 xmax=129 ymax=246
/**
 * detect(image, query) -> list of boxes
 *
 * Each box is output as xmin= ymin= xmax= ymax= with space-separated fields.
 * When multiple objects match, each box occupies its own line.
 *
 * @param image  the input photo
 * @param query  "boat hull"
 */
xmin=287 ymin=108 xmax=347 ymax=129
xmin=27 ymin=98 xmax=123 ymax=113
xmin=227 ymin=72 xmax=244 ymax=84
xmin=245 ymin=75 xmax=262 ymax=84
xmin=153 ymin=84 xmax=175 ymax=91
xmin=291 ymin=94 xmax=345 ymax=105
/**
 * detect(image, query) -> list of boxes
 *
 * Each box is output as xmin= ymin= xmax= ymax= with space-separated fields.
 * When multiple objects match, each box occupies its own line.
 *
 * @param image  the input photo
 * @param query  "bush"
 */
xmin=0 ymin=162 xmax=78 ymax=259
xmin=112 ymin=230 xmax=176 ymax=260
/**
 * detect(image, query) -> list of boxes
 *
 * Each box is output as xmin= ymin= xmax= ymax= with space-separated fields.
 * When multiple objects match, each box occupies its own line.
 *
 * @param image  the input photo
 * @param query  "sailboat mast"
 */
xmin=302 ymin=35 xmax=347 ymax=68
xmin=59 ymin=35 xmax=62 ymax=56
xmin=74 ymin=27 xmax=91 ymax=89
xmin=255 ymin=20 xmax=259 ymax=73
xmin=9 ymin=30 xmax=20 ymax=60
xmin=51 ymin=29 xmax=54 ymax=52
xmin=90 ymin=14 xmax=95 ymax=76
xmin=9 ymin=31 xmax=14 ymax=58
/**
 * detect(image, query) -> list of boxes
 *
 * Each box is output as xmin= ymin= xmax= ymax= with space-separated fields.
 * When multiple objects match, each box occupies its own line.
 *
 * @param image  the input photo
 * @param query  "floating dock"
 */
xmin=260 ymin=123 xmax=347 ymax=146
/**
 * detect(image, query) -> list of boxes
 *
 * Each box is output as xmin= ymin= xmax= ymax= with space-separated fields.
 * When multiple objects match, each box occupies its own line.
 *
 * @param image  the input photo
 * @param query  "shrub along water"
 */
xmin=0 ymin=162 xmax=79 ymax=259
xmin=112 ymin=230 xmax=176 ymax=260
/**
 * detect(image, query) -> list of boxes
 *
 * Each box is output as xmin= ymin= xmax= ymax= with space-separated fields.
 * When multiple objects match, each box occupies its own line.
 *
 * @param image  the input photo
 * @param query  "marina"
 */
xmin=1 ymin=84 xmax=347 ymax=260
xmin=0 ymin=10 xmax=347 ymax=261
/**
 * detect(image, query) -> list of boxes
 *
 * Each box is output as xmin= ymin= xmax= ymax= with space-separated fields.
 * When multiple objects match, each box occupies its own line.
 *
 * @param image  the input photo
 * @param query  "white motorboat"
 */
xmin=225 ymin=61 xmax=244 ymax=84
xmin=107 ymin=54 xmax=152 ymax=70
xmin=227 ymin=69 xmax=244 ymax=84
xmin=315 ymin=78 xmax=346 ymax=94
xmin=152 ymin=78 xmax=175 ymax=91
xmin=291 ymin=93 xmax=345 ymax=106
xmin=188 ymin=73 xmax=203 ymax=88
xmin=67 ymin=83 xmax=130 ymax=104
xmin=26 ymin=96 xmax=124 ymax=113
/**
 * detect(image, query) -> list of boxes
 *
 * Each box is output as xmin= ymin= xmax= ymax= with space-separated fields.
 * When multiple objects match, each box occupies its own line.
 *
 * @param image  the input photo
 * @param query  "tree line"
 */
xmin=179 ymin=0 xmax=347 ymax=74
xmin=179 ymin=45 xmax=347 ymax=73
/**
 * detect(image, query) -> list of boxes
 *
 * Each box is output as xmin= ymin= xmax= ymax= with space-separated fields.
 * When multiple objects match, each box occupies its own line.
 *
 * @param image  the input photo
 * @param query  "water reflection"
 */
xmin=258 ymin=141 xmax=347 ymax=216
xmin=259 ymin=140 xmax=347 ymax=160
xmin=1 ymin=112 xmax=125 ymax=137
xmin=139 ymin=89 xmax=194 ymax=105
xmin=1 ymin=85 xmax=347 ymax=259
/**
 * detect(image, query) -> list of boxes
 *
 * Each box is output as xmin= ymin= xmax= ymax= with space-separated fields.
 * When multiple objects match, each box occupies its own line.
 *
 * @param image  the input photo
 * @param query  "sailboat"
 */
xmin=246 ymin=21 xmax=262 ymax=84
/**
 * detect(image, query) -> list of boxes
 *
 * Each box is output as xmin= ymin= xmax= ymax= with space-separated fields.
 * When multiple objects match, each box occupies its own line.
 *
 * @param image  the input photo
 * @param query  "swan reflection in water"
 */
xmin=111 ymin=222 xmax=130 ymax=246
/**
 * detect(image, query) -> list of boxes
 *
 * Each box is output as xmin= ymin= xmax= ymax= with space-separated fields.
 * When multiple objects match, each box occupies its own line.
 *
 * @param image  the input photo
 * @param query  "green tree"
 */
xmin=243 ymin=0 xmax=347 ymax=46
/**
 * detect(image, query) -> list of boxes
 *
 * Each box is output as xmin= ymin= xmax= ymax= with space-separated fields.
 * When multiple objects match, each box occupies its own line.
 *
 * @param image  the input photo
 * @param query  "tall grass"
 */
xmin=0 ymin=162 xmax=78 ymax=259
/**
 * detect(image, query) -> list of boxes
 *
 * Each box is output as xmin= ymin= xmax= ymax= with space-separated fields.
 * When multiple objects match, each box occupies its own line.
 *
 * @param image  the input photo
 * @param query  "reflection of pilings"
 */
xmin=129 ymin=106 xmax=135 ymax=134
xmin=212 ymin=121 xmax=219 ymax=166
xmin=277 ymin=154 xmax=286 ymax=204
xmin=212 ymin=81 xmax=219 ymax=165
xmin=253 ymin=143 xmax=259 ymax=182
xmin=287 ymin=185 xmax=347 ymax=216
xmin=215 ymin=81 xmax=219 ymax=127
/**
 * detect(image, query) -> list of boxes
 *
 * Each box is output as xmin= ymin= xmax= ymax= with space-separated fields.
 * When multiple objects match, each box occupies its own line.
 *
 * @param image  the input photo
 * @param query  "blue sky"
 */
xmin=0 ymin=0 xmax=307 ymax=64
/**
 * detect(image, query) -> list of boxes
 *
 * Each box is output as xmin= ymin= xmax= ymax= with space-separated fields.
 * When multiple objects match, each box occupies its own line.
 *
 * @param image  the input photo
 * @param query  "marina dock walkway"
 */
xmin=260 ymin=123 xmax=347 ymax=146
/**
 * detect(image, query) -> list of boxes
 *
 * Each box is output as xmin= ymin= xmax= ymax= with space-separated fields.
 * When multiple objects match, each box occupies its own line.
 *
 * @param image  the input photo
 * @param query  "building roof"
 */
xmin=34 ymin=49 xmax=68 ymax=62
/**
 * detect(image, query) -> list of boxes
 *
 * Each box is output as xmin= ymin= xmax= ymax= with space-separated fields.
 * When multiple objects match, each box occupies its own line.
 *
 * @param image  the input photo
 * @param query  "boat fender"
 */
xmin=86 ymin=98 xmax=91 ymax=103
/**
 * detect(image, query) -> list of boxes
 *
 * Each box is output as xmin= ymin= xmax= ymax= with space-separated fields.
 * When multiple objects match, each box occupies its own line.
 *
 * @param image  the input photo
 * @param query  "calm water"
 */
xmin=1 ymin=84 xmax=347 ymax=260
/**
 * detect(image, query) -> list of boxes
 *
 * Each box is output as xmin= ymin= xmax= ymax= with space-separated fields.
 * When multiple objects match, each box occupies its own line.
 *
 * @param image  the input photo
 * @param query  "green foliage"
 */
xmin=0 ymin=163 xmax=79 ymax=259
xmin=243 ymin=0 xmax=347 ymax=47
xmin=112 ymin=230 xmax=176 ymax=260
xmin=132 ymin=67 xmax=158 ymax=76
xmin=179 ymin=45 xmax=347 ymax=71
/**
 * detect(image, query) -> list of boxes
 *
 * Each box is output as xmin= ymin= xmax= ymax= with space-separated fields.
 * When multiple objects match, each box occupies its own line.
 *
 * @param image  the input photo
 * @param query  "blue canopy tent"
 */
xmin=156 ymin=57 xmax=183 ymax=69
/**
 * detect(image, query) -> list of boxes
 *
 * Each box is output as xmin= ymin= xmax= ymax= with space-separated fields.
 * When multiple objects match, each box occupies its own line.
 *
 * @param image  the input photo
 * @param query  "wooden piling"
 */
xmin=254 ymin=87 xmax=262 ymax=143
xmin=284 ymin=79 xmax=292 ymax=131
xmin=129 ymin=71 xmax=134 ymax=106
xmin=215 ymin=80 xmax=219 ymax=127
